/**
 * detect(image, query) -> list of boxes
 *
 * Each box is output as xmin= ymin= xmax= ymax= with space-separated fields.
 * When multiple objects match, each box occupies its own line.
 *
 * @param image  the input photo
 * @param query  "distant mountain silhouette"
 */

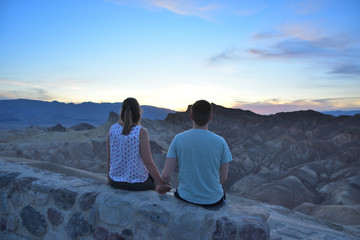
xmin=321 ymin=110 xmax=360 ymax=116
xmin=0 ymin=99 xmax=175 ymax=129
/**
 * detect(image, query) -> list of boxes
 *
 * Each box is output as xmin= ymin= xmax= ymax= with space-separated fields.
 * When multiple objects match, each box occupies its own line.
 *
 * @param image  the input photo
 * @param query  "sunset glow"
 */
xmin=0 ymin=0 xmax=359 ymax=114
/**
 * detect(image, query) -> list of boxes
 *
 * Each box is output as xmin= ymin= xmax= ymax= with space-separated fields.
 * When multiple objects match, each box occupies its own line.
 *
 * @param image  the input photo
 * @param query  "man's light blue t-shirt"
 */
xmin=167 ymin=129 xmax=232 ymax=204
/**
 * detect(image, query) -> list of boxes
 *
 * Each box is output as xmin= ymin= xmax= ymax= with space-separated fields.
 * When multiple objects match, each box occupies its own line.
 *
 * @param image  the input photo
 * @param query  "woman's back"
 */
xmin=108 ymin=124 xmax=148 ymax=183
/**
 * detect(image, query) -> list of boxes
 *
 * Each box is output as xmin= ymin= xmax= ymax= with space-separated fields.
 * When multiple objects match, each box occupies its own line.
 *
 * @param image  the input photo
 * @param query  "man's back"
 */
xmin=167 ymin=129 xmax=232 ymax=204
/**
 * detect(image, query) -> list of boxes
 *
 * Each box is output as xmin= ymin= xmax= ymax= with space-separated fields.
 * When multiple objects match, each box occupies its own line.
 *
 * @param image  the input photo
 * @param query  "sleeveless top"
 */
xmin=109 ymin=124 xmax=149 ymax=183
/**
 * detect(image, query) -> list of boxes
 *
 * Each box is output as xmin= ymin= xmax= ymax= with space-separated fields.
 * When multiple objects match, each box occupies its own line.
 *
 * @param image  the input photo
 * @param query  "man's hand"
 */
xmin=155 ymin=183 xmax=171 ymax=194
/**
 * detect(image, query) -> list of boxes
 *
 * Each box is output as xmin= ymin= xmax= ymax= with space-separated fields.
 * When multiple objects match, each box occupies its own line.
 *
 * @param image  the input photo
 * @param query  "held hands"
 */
xmin=155 ymin=183 xmax=171 ymax=194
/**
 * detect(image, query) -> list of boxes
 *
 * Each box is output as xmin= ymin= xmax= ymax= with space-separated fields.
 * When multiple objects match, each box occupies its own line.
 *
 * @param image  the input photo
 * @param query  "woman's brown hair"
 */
xmin=119 ymin=97 xmax=141 ymax=135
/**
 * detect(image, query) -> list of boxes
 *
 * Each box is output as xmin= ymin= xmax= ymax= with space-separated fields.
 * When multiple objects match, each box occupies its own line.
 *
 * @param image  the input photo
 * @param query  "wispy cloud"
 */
xmin=328 ymin=64 xmax=360 ymax=75
xmin=0 ymin=79 xmax=51 ymax=101
xmin=106 ymin=0 xmax=266 ymax=19
xmin=233 ymin=97 xmax=360 ymax=115
xmin=210 ymin=22 xmax=360 ymax=78
xmin=289 ymin=0 xmax=327 ymax=15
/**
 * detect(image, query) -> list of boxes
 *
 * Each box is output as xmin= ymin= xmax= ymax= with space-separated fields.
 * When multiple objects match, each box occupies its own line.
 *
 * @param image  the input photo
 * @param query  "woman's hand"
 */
xmin=155 ymin=183 xmax=171 ymax=194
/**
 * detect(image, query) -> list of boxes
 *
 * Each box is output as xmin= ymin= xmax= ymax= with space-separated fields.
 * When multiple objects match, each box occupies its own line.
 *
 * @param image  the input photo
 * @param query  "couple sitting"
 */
xmin=106 ymin=98 xmax=232 ymax=207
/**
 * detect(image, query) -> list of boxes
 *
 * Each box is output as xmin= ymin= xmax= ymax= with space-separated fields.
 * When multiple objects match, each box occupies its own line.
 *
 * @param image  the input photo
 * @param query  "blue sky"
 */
xmin=0 ymin=0 xmax=359 ymax=114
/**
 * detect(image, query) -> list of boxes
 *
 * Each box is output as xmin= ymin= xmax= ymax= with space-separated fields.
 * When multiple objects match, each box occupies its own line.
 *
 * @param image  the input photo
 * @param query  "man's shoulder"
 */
xmin=208 ymin=131 xmax=225 ymax=141
xmin=175 ymin=129 xmax=192 ymax=137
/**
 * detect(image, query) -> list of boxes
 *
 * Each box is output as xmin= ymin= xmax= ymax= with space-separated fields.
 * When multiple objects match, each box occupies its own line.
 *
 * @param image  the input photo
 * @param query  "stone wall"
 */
xmin=0 ymin=159 xmax=270 ymax=240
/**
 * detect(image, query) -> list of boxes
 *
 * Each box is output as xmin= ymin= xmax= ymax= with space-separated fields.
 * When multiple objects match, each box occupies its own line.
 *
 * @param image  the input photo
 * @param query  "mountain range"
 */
xmin=1 ymin=99 xmax=359 ymax=130
xmin=0 ymin=100 xmax=359 ymax=231
xmin=0 ymin=99 xmax=174 ymax=129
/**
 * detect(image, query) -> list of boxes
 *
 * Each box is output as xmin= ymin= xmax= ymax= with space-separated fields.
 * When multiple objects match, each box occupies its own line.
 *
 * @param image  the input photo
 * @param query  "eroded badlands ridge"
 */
xmin=0 ymin=104 xmax=359 ymax=228
xmin=1 ymin=158 xmax=360 ymax=240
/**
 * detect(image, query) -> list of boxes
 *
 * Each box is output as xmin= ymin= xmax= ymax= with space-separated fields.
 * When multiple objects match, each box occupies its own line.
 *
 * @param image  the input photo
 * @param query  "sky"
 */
xmin=0 ymin=0 xmax=359 ymax=114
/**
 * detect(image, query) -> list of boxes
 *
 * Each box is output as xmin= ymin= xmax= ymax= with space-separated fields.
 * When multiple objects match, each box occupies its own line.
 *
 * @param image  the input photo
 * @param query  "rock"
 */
xmin=29 ymin=190 xmax=50 ymax=207
xmin=99 ymin=196 xmax=132 ymax=226
xmin=12 ymin=177 xmax=38 ymax=193
xmin=6 ymin=215 xmax=19 ymax=232
xmin=0 ymin=172 xmax=20 ymax=189
xmin=70 ymin=123 xmax=95 ymax=131
xmin=94 ymin=226 xmax=109 ymax=240
xmin=136 ymin=203 xmax=170 ymax=225
xmin=166 ymin=212 xmax=215 ymax=240
xmin=47 ymin=123 xmax=66 ymax=132
xmin=43 ymin=229 xmax=63 ymax=240
xmin=110 ymin=232 xmax=126 ymax=240
xmin=247 ymin=175 xmax=319 ymax=209
xmin=79 ymin=192 xmax=99 ymax=211
xmin=0 ymin=193 xmax=9 ymax=215
xmin=295 ymin=204 xmax=360 ymax=226
xmin=240 ymin=217 xmax=270 ymax=240
xmin=0 ymin=217 xmax=6 ymax=231
xmin=20 ymin=205 xmax=47 ymax=236
xmin=54 ymin=188 xmax=77 ymax=210
xmin=66 ymin=212 xmax=89 ymax=239
xmin=121 ymin=229 xmax=133 ymax=239
xmin=47 ymin=208 xmax=64 ymax=226
xmin=212 ymin=217 xmax=237 ymax=240
xmin=3 ymin=159 xmax=360 ymax=240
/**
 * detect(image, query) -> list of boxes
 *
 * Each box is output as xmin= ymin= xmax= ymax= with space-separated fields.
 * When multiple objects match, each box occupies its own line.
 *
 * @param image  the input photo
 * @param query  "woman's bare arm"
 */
xmin=139 ymin=128 xmax=170 ymax=193
xmin=106 ymin=133 xmax=111 ymax=184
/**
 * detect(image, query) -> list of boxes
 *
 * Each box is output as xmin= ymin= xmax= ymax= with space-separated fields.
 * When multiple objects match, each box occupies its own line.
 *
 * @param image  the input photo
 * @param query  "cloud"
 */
xmin=289 ymin=0 xmax=326 ymax=15
xmin=233 ymin=97 xmax=360 ymax=115
xmin=106 ymin=0 xmax=266 ymax=19
xmin=106 ymin=0 xmax=222 ymax=18
xmin=328 ymin=64 xmax=360 ymax=75
xmin=209 ymin=48 xmax=242 ymax=62
xmin=210 ymin=23 xmax=360 ymax=77
xmin=0 ymin=79 xmax=51 ymax=101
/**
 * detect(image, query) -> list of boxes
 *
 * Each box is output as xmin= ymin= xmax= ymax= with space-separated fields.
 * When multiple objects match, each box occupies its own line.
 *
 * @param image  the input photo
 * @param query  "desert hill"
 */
xmin=0 ymin=103 xmax=359 ymax=229
xmin=0 ymin=99 xmax=174 ymax=129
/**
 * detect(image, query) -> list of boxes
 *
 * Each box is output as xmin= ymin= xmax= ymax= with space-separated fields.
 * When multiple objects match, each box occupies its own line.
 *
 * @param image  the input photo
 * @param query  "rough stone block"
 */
xmin=137 ymin=203 xmax=170 ymax=225
xmin=212 ymin=216 xmax=238 ymax=240
xmin=47 ymin=208 xmax=64 ymax=226
xmin=9 ymin=192 xmax=26 ymax=208
xmin=66 ymin=212 xmax=89 ymax=239
xmin=0 ymin=172 xmax=20 ymax=189
xmin=6 ymin=214 xmax=19 ymax=232
xmin=13 ymin=177 xmax=38 ymax=192
xmin=88 ymin=206 xmax=98 ymax=226
xmin=54 ymin=188 xmax=77 ymax=210
xmin=121 ymin=229 xmax=133 ymax=239
xmin=94 ymin=226 xmax=109 ymax=240
xmin=110 ymin=232 xmax=126 ymax=240
xmin=167 ymin=212 xmax=206 ymax=240
xmin=0 ymin=193 xmax=9 ymax=215
xmin=20 ymin=205 xmax=47 ymax=237
xmin=29 ymin=190 xmax=49 ymax=207
xmin=99 ymin=196 xmax=132 ymax=226
xmin=80 ymin=192 xmax=99 ymax=211
xmin=43 ymin=229 xmax=64 ymax=240
xmin=0 ymin=217 xmax=7 ymax=231
xmin=31 ymin=182 xmax=54 ymax=193
xmin=240 ymin=217 xmax=270 ymax=240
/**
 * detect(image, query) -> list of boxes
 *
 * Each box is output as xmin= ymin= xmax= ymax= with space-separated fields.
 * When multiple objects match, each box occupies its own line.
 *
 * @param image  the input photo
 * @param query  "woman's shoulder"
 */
xmin=111 ymin=122 xmax=121 ymax=128
xmin=138 ymin=125 xmax=147 ymax=134
xmin=110 ymin=123 xmax=122 ymax=131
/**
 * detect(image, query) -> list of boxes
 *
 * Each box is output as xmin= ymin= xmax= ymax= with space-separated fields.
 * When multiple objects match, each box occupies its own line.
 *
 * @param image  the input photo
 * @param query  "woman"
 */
xmin=106 ymin=97 xmax=170 ymax=193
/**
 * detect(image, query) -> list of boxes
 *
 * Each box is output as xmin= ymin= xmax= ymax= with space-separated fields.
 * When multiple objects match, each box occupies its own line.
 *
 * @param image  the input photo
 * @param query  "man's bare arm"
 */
xmin=162 ymin=157 xmax=177 ymax=185
xmin=219 ymin=162 xmax=229 ymax=184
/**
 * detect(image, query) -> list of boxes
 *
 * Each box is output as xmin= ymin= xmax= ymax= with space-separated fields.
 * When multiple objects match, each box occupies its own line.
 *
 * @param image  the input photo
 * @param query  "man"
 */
xmin=162 ymin=100 xmax=232 ymax=206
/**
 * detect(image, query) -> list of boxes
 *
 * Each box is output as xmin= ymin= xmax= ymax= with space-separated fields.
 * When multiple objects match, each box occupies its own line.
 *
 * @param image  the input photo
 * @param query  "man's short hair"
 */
xmin=191 ymin=100 xmax=212 ymax=126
